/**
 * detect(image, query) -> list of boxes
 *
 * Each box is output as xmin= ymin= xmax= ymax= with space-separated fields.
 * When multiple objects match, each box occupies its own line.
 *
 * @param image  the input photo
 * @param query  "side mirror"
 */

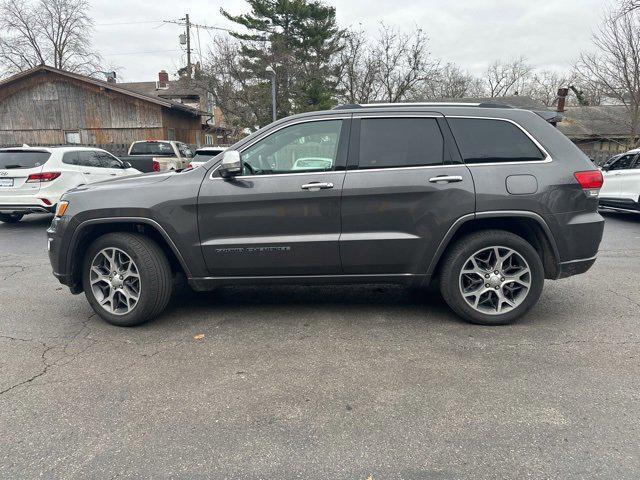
xmin=219 ymin=150 xmax=242 ymax=178
xmin=123 ymin=161 xmax=132 ymax=169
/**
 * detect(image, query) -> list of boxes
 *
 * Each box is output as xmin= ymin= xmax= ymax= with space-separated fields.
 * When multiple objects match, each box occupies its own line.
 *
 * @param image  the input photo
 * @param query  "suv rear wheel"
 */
xmin=82 ymin=232 xmax=173 ymax=327
xmin=0 ymin=213 xmax=24 ymax=223
xmin=439 ymin=230 xmax=544 ymax=326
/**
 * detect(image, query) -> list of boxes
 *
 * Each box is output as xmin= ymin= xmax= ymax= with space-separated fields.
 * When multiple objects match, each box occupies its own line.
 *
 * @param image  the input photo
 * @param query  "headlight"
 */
xmin=54 ymin=201 xmax=69 ymax=217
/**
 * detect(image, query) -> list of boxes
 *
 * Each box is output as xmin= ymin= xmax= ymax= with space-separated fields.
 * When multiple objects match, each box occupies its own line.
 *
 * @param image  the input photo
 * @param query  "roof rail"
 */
xmin=332 ymin=102 xmax=514 ymax=110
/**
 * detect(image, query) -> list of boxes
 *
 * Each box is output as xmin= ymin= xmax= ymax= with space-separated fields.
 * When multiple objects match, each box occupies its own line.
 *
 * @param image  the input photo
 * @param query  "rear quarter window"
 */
xmin=448 ymin=118 xmax=545 ymax=163
xmin=0 ymin=151 xmax=51 ymax=169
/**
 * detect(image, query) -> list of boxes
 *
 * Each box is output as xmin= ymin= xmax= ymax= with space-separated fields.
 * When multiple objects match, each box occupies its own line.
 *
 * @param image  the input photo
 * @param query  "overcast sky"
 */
xmin=91 ymin=0 xmax=609 ymax=82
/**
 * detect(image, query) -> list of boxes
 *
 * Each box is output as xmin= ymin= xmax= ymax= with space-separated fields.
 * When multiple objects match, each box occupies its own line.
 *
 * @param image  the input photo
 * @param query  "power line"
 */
xmin=102 ymin=49 xmax=178 ymax=56
xmin=95 ymin=20 xmax=165 ymax=26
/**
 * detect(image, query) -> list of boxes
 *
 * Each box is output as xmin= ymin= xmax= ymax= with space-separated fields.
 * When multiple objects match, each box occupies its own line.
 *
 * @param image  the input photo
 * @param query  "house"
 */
xmin=120 ymin=71 xmax=234 ymax=145
xmin=556 ymin=105 xmax=636 ymax=163
xmin=0 ymin=65 xmax=204 ymax=153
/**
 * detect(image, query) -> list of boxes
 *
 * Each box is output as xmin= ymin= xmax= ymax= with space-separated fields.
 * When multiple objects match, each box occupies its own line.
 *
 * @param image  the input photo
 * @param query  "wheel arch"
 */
xmin=67 ymin=218 xmax=190 ymax=293
xmin=428 ymin=211 xmax=561 ymax=280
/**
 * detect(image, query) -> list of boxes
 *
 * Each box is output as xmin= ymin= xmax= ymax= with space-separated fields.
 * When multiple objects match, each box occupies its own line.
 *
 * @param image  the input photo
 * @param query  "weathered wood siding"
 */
xmin=0 ymin=70 xmax=200 ymax=146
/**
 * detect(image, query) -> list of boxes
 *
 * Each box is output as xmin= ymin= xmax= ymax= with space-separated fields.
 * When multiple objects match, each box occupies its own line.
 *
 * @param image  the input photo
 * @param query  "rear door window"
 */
xmin=0 ymin=151 xmax=50 ymax=169
xmin=358 ymin=118 xmax=444 ymax=169
xmin=77 ymin=151 xmax=102 ymax=168
xmin=448 ymin=118 xmax=545 ymax=163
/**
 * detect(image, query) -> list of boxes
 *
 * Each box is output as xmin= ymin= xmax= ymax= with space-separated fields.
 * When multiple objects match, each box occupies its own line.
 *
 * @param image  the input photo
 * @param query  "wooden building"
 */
xmin=0 ymin=65 xmax=204 ymax=150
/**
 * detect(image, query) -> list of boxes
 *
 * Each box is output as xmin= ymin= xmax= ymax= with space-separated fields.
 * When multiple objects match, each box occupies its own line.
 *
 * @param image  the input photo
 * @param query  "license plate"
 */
xmin=0 ymin=178 xmax=14 ymax=187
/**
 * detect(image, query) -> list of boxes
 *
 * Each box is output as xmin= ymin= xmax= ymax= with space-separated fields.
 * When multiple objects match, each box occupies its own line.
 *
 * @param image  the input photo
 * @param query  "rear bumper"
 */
xmin=599 ymin=198 xmax=640 ymax=213
xmin=556 ymin=255 xmax=597 ymax=279
xmin=0 ymin=195 xmax=58 ymax=213
xmin=0 ymin=203 xmax=54 ymax=214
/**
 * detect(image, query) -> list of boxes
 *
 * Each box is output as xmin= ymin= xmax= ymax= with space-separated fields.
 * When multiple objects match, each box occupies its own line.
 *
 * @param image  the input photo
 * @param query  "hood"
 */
xmin=68 ymin=172 xmax=173 ymax=194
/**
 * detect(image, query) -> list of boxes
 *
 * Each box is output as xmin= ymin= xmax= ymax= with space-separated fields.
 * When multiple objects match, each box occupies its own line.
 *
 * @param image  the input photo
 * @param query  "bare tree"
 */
xmin=525 ymin=69 xmax=573 ymax=106
xmin=335 ymin=24 xmax=439 ymax=104
xmin=484 ymin=57 xmax=533 ymax=97
xmin=413 ymin=63 xmax=484 ymax=100
xmin=202 ymin=35 xmax=268 ymax=132
xmin=335 ymin=29 xmax=382 ymax=104
xmin=374 ymin=24 xmax=439 ymax=102
xmin=575 ymin=7 xmax=640 ymax=147
xmin=0 ymin=0 xmax=100 ymax=75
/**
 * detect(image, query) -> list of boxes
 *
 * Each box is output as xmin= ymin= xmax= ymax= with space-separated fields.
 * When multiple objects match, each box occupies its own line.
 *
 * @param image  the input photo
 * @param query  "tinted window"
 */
xmin=0 ymin=151 xmax=50 ymax=169
xmin=77 ymin=151 xmax=121 ymax=168
xmin=129 ymin=142 xmax=174 ymax=155
xmin=609 ymin=154 xmax=635 ymax=170
xmin=62 ymin=152 xmax=79 ymax=165
xmin=359 ymin=118 xmax=444 ymax=169
xmin=448 ymin=118 xmax=545 ymax=163
xmin=241 ymin=120 xmax=342 ymax=175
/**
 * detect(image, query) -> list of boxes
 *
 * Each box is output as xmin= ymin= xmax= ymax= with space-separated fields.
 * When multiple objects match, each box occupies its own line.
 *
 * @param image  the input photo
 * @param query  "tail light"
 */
xmin=26 ymin=172 xmax=61 ymax=183
xmin=152 ymin=160 xmax=160 ymax=172
xmin=574 ymin=170 xmax=603 ymax=197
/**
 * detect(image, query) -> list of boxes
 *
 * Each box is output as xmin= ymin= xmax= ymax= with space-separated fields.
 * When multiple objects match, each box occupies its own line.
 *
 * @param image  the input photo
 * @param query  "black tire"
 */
xmin=439 ymin=229 xmax=544 ymax=326
xmin=82 ymin=232 xmax=173 ymax=327
xmin=0 ymin=213 xmax=24 ymax=223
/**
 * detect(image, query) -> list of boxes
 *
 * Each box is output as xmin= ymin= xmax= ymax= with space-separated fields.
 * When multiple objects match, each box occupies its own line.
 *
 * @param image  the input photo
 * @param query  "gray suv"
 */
xmin=47 ymin=103 xmax=605 ymax=327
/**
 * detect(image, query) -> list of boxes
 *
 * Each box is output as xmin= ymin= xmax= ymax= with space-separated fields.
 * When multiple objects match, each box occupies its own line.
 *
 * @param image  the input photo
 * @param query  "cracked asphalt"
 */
xmin=1 ymin=212 xmax=639 ymax=479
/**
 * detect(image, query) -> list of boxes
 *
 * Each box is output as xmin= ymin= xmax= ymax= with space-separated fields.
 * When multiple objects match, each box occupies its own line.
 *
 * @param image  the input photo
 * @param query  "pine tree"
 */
xmin=221 ymin=0 xmax=344 ymax=125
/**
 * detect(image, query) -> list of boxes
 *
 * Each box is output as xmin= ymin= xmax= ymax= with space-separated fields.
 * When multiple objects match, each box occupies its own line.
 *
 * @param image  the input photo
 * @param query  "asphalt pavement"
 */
xmin=1 ymin=211 xmax=639 ymax=479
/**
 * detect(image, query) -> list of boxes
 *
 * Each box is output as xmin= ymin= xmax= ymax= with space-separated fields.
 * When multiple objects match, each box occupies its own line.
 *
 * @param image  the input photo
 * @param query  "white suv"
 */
xmin=599 ymin=149 xmax=640 ymax=213
xmin=0 ymin=146 xmax=140 ymax=223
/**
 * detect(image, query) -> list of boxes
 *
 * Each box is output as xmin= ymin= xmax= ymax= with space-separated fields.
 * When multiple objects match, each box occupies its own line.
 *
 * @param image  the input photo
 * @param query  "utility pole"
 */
xmin=185 ymin=14 xmax=191 ymax=78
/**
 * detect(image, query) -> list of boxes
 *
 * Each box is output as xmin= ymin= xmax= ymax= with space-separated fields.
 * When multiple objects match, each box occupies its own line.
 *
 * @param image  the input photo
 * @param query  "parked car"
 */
xmin=599 ymin=149 xmax=640 ymax=213
xmin=120 ymin=140 xmax=194 ymax=172
xmin=188 ymin=146 xmax=227 ymax=169
xmin=0 ymin=146 xmax=140 ymax=223
xmin=47 ymin=103 xmax=605 ymax=327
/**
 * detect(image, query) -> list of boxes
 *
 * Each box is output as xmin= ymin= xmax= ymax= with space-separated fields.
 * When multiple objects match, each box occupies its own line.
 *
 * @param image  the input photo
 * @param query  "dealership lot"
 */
xmin=1 ymin=212 xmax=639 ymax=479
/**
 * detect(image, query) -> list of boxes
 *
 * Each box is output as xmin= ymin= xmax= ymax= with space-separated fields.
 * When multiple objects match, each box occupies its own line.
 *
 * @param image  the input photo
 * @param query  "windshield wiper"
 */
xmin=1 ymin=164 xmax=24 ymax=169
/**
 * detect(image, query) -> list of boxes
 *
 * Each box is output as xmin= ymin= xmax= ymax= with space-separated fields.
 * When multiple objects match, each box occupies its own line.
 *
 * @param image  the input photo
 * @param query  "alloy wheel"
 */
xmin=90 ymin=247 xmax=141 ymax=315
xmin=458 ymin=246 xmax=531 ymax=315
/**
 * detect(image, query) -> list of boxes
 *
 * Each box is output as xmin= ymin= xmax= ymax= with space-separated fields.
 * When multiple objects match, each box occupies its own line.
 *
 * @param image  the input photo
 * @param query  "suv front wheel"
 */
xmin=82 ymin=232 xmax=173 ymax=327
xmin=439 ymin=230 xmax=544 ymax=326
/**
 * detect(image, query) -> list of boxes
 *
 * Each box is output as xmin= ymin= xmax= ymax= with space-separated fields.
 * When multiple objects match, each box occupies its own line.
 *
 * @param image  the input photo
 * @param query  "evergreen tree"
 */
xmin=221 ymin=0 xmax=343 ymax=125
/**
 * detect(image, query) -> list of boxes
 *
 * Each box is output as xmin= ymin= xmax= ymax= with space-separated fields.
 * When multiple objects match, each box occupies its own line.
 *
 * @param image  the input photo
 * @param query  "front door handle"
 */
xmin=301 ymin=182 xmax=334 ymax=191
xmin=429 ymin=175 xmax=463 ymax=184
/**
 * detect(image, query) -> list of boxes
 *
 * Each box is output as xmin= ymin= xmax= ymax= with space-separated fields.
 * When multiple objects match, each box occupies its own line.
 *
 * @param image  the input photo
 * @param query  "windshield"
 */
xmin=129 ymin=142 xmax=175 ymax=156
xmin=0 ymin=151 xmax=51 ymax=169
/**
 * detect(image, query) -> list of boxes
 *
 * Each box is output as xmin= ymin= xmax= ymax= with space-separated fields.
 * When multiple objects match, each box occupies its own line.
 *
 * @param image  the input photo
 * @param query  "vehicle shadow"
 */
xmin=0 ymin=214 xmax=53 ymax=230
xmin=163 ymin=283 xmax=462 ymax=326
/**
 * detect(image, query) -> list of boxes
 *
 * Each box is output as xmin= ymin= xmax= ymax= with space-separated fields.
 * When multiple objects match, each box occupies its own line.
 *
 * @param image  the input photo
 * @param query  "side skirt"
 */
xmin=188 ymin=273 xmax=429 ymax=291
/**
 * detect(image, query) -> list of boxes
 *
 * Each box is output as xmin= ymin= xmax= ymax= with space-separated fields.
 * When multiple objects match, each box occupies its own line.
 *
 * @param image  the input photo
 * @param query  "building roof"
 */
xmin=119 ymin=79 xmax=203 ymax=99
xmin=0 ymin=65 xmax=203 ymax=116
xmin=557 ymin=105 xmax=632 ymax=139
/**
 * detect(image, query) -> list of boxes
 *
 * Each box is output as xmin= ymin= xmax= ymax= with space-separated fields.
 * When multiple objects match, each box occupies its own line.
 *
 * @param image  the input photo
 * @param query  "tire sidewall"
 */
xmin=442 ymin=232 xmax=545 ymax=326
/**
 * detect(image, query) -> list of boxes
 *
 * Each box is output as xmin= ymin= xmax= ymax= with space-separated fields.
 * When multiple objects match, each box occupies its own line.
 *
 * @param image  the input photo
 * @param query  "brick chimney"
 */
xmin=158 ymin=70 xmax=169 ymax=89
xmin=556 ymin=88 xmax=569 ymax=112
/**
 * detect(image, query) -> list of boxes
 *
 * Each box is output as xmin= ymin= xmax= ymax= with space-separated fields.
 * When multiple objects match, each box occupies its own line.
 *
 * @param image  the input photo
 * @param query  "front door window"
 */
xmin=240 ymin=120 xmax=343 ymax=175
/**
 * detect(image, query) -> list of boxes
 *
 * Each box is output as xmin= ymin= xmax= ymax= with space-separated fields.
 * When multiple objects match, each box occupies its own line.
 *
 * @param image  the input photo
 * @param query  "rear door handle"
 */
xmin=83 ymin=172 xmax=91 ymax=175
xmin=429 ymin=175 xmax=463 ymax=184
xmin=301 ymin=182 xmax=334 ymax=191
